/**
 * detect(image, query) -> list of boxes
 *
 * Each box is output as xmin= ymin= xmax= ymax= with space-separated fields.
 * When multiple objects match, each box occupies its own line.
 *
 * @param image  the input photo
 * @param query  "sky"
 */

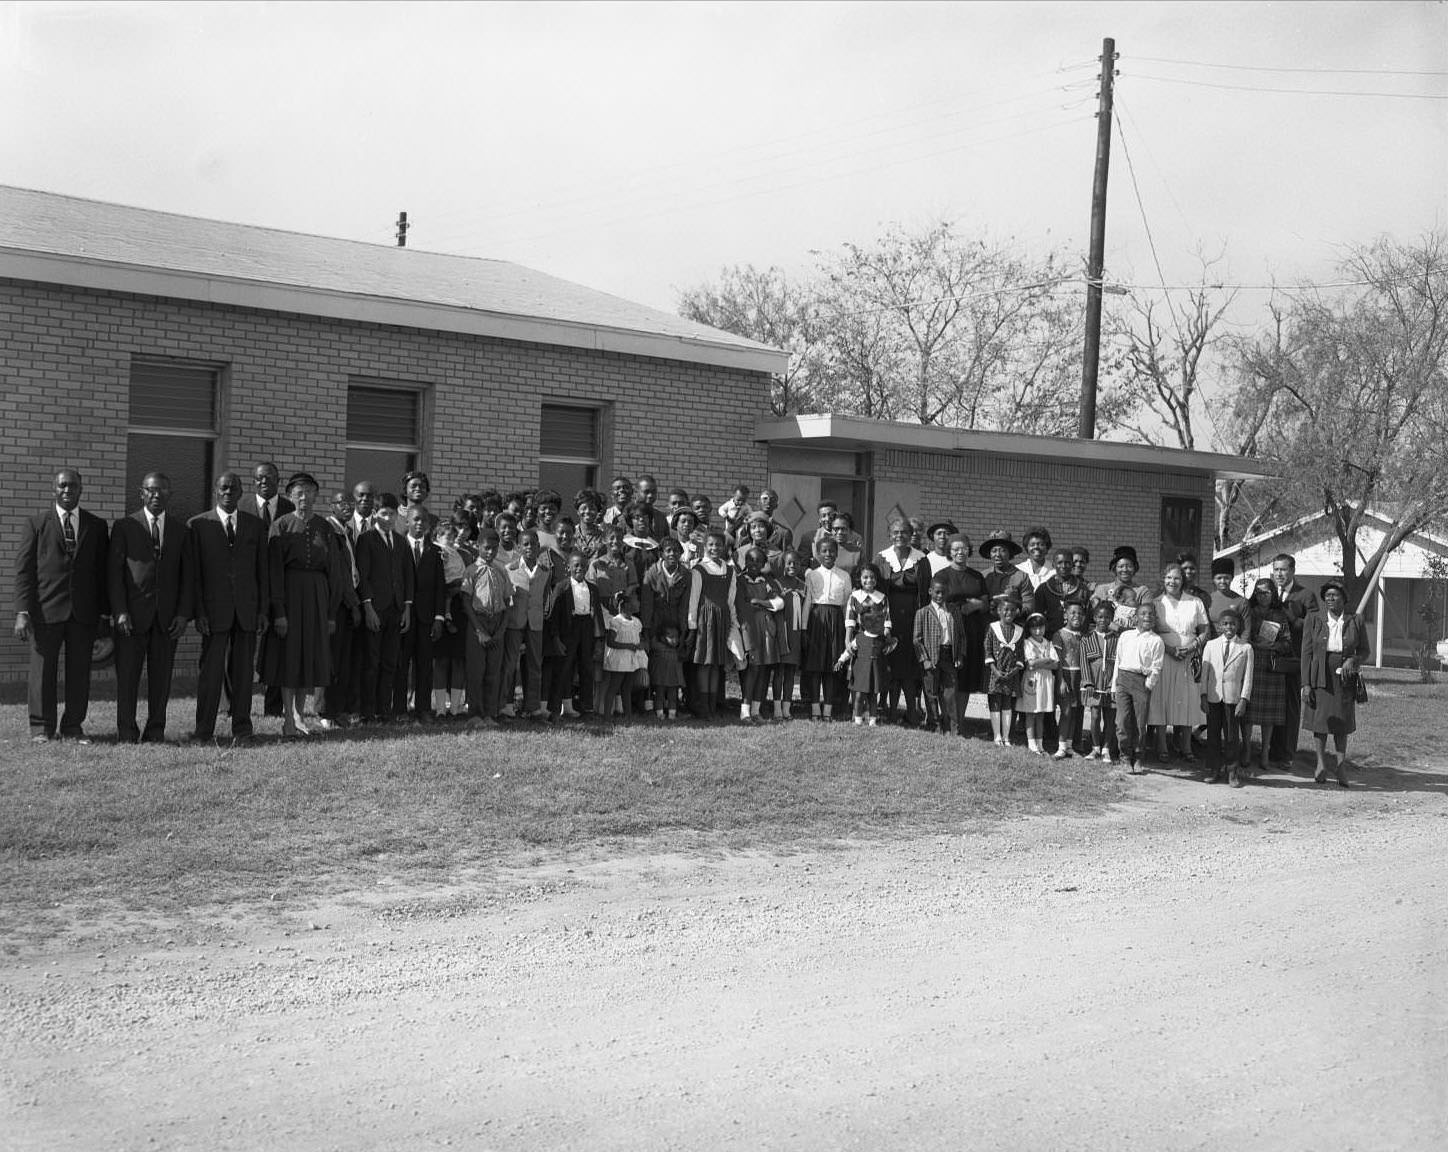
xmin=2 ymin=1 xmax=1445 ymax=317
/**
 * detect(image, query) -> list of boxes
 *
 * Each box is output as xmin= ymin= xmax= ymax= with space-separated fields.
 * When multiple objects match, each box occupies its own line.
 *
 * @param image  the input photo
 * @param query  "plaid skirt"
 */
xmin=1245 ymin=668 xmax=1287 ymax=725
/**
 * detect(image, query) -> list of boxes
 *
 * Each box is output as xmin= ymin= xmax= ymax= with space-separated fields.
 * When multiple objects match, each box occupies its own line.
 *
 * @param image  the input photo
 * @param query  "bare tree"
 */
xmin=678 ymin=265 xmax=819 ymax=416
xmin=1241 ymin=233 xmax=1448 ymax=608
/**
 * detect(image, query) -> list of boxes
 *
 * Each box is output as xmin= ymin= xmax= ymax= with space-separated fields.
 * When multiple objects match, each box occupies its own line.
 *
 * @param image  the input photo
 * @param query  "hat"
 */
xmin=979 ymin=529 xmax=1022 ymax=559
xmin=1110 ymin=545 xmax=1139 ymax=569
xmin=926 ymin=520 xmax=958 ymax=539
xmin=1210 ymin=557 xmax=1235 ymax=577
xmin=745 ymin=510 xmax=772 ymax=527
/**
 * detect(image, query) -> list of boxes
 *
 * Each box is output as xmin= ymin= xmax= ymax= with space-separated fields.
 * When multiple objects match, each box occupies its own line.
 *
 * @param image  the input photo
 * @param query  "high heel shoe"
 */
xmin=1313 ymin=764 xmax=1328 ymax=784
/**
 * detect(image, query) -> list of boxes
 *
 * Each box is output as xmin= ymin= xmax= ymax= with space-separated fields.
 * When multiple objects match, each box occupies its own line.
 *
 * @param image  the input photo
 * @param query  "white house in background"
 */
xmin=1215 ymin=508 xmax=1448 ymax=668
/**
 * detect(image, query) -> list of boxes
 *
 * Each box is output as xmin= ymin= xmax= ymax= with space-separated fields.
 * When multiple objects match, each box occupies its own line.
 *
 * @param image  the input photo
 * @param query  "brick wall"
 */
xmin=872 ymin=447 xmax=1214 ymax=580
xmin=1 ymin=278 xmax=771 ymax=679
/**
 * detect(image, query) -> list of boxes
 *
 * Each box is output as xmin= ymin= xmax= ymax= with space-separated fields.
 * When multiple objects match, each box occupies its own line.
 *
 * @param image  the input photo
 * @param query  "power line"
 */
xmin=1130 ymin=55 xmax=1448 ymax=77
xmin=471 ymin=113 xmax=1092 ymax=252
xmin=434 ymin=74 xmax=1082 ymax=239
xmin=1113 ymin=106 xmax=1179 ymax=331
xmin=1114 ymin=95 xmax=1195 ymax=243
xmin=1127 ymin=72 xmax=1448 ymax=99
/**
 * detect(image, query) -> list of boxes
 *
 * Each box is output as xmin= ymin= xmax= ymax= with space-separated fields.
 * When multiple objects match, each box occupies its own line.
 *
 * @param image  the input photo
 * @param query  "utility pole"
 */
xmin=1078 ymin=37 xmax=1117 ymax=440
xmin=396 ymin=211 xmax=409 ymax=248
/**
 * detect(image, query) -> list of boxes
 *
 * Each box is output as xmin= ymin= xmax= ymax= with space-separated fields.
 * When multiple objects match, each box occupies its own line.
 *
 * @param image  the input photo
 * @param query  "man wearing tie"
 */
xmin=354 ymin=493 xmax=414 ymax=724
xmin=184 ymin=472 xmax=268 ymax=744
xmin=243 ymin=461 xmax=293 ymax=718
xmin=109 ymin=471 xmax=189 ymax=743
xmin=396 ymin=505 xmax=447 ymax=722
xmin=13 ymin=468 xmax=109 ymax=743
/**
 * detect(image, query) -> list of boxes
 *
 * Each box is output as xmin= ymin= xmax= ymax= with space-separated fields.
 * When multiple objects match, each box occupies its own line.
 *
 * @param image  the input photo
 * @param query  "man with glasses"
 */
xmin=13 ymin=468 xmax=109 ymax=743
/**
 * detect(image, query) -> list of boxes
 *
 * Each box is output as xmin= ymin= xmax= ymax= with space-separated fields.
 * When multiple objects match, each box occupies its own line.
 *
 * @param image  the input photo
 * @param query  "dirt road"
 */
xmin=4 ymin=764 xmax=1447 ymax=1151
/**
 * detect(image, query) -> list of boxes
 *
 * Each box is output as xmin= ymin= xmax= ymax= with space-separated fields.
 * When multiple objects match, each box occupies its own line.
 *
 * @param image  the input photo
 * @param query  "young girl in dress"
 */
xmin=845 ymin=562 xmax=892 ymax=726
xmin=802 ymin=536 xmax=851 ymax=721
xmin=1053 ymin=602 xmax=1086 ymax=759
xmin=1081 ymin=600 xmax=1120 ymax=761
xmin=601 ymin=590 xmax=648 ymax=719
xmin=985 ymin=590 xmax=1025 ymax=746
xmin=771 ymin=549 xmax=807 ymax=720
xmin=649 ymin=624 xmax=685 ymax=721
xmin=737 ymin=547 xmax=785 ymax=722
xmin=1017 ymin=612 xmax=1059 ymax=755
xmin=686 ymin=530 xmax=739 ymax=720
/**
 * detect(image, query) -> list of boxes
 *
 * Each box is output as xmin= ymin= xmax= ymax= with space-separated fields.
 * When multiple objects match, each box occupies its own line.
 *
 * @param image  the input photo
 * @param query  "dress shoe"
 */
xmin=1313 ymin=765 xmax=1329 ymax=784
xmin=1335 ymin=760 xmax=1350 ymax=788
xmin=31 ymin=733 xmax=52 ymax=744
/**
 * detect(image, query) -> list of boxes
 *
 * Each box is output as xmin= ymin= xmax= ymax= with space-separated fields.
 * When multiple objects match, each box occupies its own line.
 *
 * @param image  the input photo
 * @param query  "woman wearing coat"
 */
xmin=1300 ymin=580 xmax=1371 ymax=787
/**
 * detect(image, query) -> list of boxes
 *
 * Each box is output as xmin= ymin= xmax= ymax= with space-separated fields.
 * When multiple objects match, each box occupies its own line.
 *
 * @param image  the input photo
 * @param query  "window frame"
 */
xmin=538 ymin=402 xmax=604 ymax=491
xmin=345 ymin=381 xmax=427 ymax=490
xmin=125 ymin=356 xmax=224 ymax=519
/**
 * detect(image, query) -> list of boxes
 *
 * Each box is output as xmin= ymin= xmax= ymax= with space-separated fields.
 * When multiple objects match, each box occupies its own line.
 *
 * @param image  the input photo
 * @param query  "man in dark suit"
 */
xmin=354 ymin=493 xmax=414 ymax=724
xmin=184 ymin=472 xmax=268 ymax=744
xmin=543 ymin=551 xmax=603 ymax=719
xmin=1268 ymin=552 xmax=1321 ymax=767
xmin=396 ymin=505 xmax=447 ymax=721
xmin=109 ymin=471 xmax=189 ymax=743
xmin=241 ymin=461 xmax=293 ymax=718
xmin=13 ymin=468 xmax=109 ymax=742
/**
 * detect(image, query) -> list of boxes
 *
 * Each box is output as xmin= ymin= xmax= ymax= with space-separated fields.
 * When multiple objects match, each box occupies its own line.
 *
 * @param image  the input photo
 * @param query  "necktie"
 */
xmin=62 ymin=512 xmax=76 ymax=556
xmin=225 ymin=516 xmax=236 ymax=546
xmin=414 ymin=540 xmax=422 ymax=562
xmin=261 ymin=501 xmax=272 ymax=530
xmin=151 ymin=516 xmax=161 ymax=551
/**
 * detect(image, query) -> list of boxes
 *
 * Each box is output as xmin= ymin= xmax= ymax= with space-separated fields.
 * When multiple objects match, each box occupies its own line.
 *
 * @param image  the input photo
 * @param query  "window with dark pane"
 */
xmin=346 ymin=385 xmax=422 ymax=490
xmin=538 ymin=404 xmax=599 ymax=489
xmin=126 ymin=359 xmax=221 ymax=522
xmin=1160 ymin=496 xmax=1203 ymax=568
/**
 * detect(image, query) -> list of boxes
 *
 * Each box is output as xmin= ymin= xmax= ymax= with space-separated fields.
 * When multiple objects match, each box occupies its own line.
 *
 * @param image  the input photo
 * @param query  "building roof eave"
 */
xmin=755 ymin=413 xmax=1278 ymax=481
xmin=0 ymin=247 xmax=792 ymax=376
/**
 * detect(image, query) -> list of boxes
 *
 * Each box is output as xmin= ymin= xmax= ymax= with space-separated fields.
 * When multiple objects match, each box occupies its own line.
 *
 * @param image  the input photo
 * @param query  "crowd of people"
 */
xmin=14 ymin=465 xmax=1370 ymax=786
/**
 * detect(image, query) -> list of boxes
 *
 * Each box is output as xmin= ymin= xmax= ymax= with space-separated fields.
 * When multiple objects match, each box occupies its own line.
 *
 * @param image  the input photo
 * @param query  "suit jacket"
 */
xmin=13 ymin=506 xmax=109 ymax=626
xmin=544 ymin=577 xmax=604 ymax=649
xmin=1199 ymin=634 xmax=1254 ymax=705
xmin=506 ymin=554 xmax=558 ymax=631
xmin=912 ymin=601 xmax=958 ymax=668
xmin=184 ymin=509 xmax=267 ymax=632
xmin=1279 ymin=581 xmax=1320 ymax=646
xmin=355 ymin=528 xmax=415 ymax=615
xmin=404 ymin=538 xmax=447 ymax=626
xmin=239 ymin=494 xmax=295 ymax=526
xmin=1301 ymin=610 xmax=1371 ymax=691
xmin=323 ymin=515 xmax=360 ymax=611
xmin=108 ymin=511 xmax=187 ymax=633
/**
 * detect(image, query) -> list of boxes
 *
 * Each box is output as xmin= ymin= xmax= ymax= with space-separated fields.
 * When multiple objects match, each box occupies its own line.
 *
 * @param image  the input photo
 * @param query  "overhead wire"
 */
xmin=1128 ymin=55 xmax=1448 ymax=77
xmin=1126 ymin=72 xmax=1448 ymax=99
xmin=434 ymin=71 xmax=1089 ymax=242
xmin=471 ymin=111 xmax=1092 ymax=250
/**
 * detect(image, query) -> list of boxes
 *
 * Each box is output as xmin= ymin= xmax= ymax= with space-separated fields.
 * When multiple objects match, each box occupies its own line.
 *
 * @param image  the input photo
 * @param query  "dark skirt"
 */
xmin=1245 ymin=668 xmax=1287 ymax=726
xmin=262 ymin=568 xmax=331 ymax=689
xmin=1056 ymin=669 xmax=1083 ymax=708
xmin=850 ymin=633 xmax=889 ymax=694
xmin=435 ymin=592 xmax=468 ymax=663
xmin=804 ymin=604 xmax=846 ymax=673
xmin=1302 ymin=653 xmax=1358 ymax=736
xmin=883 ymin=589 xmax=920 ymax=682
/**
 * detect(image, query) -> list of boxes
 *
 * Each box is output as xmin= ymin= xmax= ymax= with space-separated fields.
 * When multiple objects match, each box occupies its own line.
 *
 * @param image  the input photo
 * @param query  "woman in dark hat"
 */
xmin=1208 ymin=556 xmax=1247 ymax=628
xmin=980 ymin=529 xmax=1031 ymax=606
xmin=1301 ymin=580 xmax=1371 ymax=786
xmin=1093 ymin=545 xmax=1148 ymax=633
xmin=918 ymin=520 xmax=958 ymax=583
xmin=262 ymin=471 xmax=349 ymax=737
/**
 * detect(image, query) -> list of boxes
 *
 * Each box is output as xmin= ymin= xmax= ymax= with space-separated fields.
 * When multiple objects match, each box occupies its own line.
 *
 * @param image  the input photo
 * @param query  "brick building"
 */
xmin=3 ymin=185 xmax=1271 ymax=683
xmin=757 ymin=415 xmax=1274 ymax=583
xmin=0 ymin=185 xmax=783 ymax=679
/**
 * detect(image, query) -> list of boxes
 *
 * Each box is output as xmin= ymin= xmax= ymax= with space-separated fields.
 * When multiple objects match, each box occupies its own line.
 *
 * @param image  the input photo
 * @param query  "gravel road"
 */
xmin=4 ymin=762 xmax=1447 ymax=1151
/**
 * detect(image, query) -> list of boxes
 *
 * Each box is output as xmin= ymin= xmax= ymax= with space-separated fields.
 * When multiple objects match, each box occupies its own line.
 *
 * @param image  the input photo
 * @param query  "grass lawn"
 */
xmin=2 ymin=670 xmax=1443 ymax=940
